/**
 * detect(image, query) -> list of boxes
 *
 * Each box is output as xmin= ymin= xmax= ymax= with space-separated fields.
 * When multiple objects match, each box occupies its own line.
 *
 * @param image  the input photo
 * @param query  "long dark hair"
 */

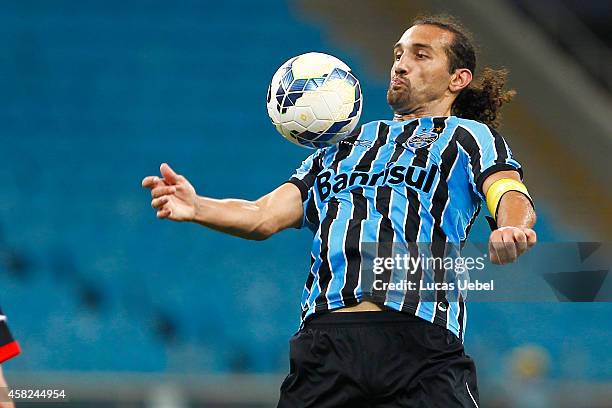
xmin=412 ymin=15 xmax=516 ymax=128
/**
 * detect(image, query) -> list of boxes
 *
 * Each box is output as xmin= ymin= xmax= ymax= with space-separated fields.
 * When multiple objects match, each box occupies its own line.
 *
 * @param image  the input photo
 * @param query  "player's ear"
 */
xmin=449 ymin=68 xmax=472 ymax=93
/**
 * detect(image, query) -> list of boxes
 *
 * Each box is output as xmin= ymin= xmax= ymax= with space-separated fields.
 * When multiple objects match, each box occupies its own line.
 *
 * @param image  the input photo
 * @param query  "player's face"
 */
xmin=387 ymin=24 xmax=455 ymax=115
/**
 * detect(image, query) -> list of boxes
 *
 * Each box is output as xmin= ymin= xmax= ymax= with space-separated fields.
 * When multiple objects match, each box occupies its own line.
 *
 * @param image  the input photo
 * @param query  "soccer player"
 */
xmin=0 ymin=308 xmax=20 ymax=408
xmin=142 ymin=15 xmax=536 ymax=407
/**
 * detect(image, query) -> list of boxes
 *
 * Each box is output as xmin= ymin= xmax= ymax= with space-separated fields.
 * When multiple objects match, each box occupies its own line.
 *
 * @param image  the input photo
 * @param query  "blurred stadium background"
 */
xmin=0 ymin=0 xmax=610 ymax=406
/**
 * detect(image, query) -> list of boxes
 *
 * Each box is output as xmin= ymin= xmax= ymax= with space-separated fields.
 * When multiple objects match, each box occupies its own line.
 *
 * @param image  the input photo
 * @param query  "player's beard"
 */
xmin=387 ymin=78 xmax=413 ymax=114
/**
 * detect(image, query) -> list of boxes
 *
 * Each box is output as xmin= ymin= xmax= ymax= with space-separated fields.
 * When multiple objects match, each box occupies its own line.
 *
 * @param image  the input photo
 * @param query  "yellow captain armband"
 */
xmin=485 ymin=178 xmax=532 ymax=220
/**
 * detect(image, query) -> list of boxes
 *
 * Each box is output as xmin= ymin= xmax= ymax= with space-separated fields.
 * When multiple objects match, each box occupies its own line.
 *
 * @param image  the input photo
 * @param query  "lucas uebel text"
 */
xmin=373 ymin=279 xmax=494 ymax=292
xmin=371 ymin=254 xmax=495 ymax=292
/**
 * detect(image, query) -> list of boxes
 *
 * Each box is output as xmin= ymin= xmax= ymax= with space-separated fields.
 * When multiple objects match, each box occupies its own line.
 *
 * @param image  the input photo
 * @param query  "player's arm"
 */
xmin=482 ymin=170 xmax=537 ymax=264
xmin=189 ymin=185 xmax=303 ymax=239
xmin=141 ymin=163 xmax=303 ymax=240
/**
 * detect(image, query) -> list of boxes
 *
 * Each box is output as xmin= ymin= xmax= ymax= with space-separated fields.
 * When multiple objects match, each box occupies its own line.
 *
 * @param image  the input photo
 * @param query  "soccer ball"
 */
xmin=266 ymin=52 xmax=362 ymax=149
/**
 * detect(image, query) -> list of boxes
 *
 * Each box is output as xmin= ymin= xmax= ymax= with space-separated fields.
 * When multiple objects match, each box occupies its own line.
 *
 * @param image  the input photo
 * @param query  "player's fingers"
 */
xmin=513 ymin=229 xmax=528 ymax=256
xmin=151 ymin=196 xmax=169 ymax=209
xmin=492 ymin=237 xmax=510 ymax=265
xmin=489 ymin=231 xmax=505 ymax=264
xmin=151 ymin=186 xmax=176 ymax=199
xmin=490 ymin=230 xmax=515 ymax=264
xmin=489 ymin=245 xmax=503 ymax=264
xmin=502 ymin=229 xmax=518 ymax=262
xmin=157 ymin=207 xmax=172 ymax=219
xmin=489 ymin=244 xmax=501 ymax=264
xmin=143 ymin=176 xmax=170 ymax=190
xmin=142 ymin=176 xmax=160 ymax=189
xmin=160 ymin=163 xmax=180 ymax=184
xmin=525 ymin=229 xmax=537 ymax=248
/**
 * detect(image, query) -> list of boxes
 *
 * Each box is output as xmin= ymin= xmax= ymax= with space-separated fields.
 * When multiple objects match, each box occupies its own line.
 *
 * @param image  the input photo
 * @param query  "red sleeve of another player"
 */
xmin=0 ymin=312 xmax=20 ymax=363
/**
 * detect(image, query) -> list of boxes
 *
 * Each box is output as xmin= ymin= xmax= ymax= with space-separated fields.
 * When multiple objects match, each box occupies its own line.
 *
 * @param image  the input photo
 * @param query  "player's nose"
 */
xmin=394 ymin=66 xmax=407 ymax=76
xmin=394 ymin=57 xmax=410 ymax=76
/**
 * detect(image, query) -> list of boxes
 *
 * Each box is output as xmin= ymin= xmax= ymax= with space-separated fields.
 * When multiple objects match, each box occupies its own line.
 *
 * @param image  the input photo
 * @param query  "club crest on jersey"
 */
xmin=403 ymin=131 xmax=439 ymax=149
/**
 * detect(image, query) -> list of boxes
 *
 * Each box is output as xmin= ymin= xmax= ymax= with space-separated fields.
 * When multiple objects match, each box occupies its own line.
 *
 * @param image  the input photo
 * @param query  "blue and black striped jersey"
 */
xmin=286 ymin=116 xmax=522 ymax=340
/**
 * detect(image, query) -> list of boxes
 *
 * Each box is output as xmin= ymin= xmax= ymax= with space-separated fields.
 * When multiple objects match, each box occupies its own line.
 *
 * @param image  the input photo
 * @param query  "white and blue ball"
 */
xmin=267 ymin=52 xmax=362 ymax=149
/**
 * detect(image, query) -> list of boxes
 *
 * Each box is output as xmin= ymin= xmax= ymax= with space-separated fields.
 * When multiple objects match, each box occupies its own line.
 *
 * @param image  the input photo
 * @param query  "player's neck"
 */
xmin=392 ymin=102 xmax=452 ymax=121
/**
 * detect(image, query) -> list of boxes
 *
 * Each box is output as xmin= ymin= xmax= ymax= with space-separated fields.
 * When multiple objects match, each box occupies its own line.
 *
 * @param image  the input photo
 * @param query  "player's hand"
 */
xmin=488 ymin=226 xmax=536 ymax=265
xmin=141 ymin=163 xmax=198 ymax=221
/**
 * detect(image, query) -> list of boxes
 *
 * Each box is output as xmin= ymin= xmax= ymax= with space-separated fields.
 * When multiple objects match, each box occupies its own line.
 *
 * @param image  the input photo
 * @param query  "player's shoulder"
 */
xmin=452 ymin=117 xmax=492 ymax=133
xmin=451 ymin=117 xmax=505 ymax=145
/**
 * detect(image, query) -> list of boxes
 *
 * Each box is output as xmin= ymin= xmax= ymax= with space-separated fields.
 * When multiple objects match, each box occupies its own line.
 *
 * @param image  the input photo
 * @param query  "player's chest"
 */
xmin=313 ymin=137 xmax=449 ymax=201
xmin=329 ymin=133 xmax=447 ymax=174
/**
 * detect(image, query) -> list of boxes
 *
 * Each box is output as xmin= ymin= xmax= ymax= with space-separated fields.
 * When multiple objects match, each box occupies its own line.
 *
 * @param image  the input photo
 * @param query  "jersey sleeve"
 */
xmin=456 ymin=123 xmax=523 ymax=200
xmin=284 ymin=150 xmax=323 ymax=229
xmin=0 ymin=308 xmax=20 ymax=364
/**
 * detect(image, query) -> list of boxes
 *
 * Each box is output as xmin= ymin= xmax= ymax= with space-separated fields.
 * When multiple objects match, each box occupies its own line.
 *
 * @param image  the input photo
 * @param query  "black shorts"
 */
xmin=278 ymin=311 xmax=479 ymax=408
